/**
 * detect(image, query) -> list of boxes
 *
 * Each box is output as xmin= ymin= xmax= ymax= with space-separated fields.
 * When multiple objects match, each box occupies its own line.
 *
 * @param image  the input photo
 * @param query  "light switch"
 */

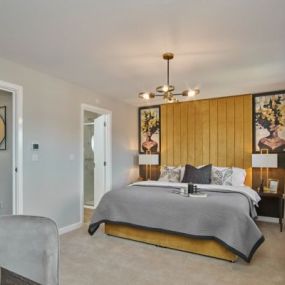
xmin=32 ymin=153 xmax=39 ymax=161
xmin=32 ymin=143 xmax=39 ymax=151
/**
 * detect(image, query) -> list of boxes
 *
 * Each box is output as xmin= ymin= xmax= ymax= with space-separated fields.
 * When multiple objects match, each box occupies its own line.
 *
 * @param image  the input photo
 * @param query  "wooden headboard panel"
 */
xmin=160 ymin=94 xmax=253 ymax=187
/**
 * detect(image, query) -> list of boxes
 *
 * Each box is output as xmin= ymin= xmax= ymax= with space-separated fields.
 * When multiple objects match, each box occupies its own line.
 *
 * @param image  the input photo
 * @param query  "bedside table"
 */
xmin=256 ymin=192 xmax=284 ymax=232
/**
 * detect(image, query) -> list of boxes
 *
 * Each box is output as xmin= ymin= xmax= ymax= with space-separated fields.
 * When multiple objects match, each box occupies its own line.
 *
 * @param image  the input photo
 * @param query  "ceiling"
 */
xmin=0 ymin=0 xmax=284 ymax=106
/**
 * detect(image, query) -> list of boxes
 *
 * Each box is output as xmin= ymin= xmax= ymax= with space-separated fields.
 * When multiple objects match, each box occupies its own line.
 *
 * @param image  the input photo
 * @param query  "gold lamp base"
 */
xmin=262 ymin=186 xmax=270 ymax=193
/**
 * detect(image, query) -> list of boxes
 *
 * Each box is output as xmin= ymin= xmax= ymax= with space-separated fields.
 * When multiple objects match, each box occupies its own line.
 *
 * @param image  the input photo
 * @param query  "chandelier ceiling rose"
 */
xmin=138 ymin=52 xmax=200 ymax=103
xmin=162 ymin=52 xmax=174 ymax=60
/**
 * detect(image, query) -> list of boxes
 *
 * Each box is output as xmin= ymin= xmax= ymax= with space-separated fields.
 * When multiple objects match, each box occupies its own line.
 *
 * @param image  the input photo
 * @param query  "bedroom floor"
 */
xmin=60 ymin=222 xmax=285 ymax=285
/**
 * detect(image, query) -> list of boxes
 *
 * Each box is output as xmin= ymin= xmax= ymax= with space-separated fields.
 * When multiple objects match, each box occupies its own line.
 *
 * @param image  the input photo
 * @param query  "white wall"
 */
xmin=0 ymin=57 xmax=138 ymax=229
xmin=0 ymin=90 xmax=13 ymax=215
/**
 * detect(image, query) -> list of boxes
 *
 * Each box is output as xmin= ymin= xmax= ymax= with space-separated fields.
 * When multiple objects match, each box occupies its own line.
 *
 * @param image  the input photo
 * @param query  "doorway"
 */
xmin=81 ymin=104 xmax=112 ymax=223
xmin=0 ymin=90 xmax=13 ymax=215
xmin=0 ymin=80 xmax=23 ymax=215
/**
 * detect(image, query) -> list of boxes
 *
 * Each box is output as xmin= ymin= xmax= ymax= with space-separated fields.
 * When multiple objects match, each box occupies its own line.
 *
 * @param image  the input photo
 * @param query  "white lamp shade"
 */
xmin=252 ymin=154 xmax=278 ymax=168
xmin=138 ymin=154 xmax=159 ymax=165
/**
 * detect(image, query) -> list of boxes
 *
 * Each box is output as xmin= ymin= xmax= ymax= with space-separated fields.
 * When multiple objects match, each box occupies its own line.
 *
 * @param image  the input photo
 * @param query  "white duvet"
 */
xmin=130 ymin=180 xmax=261 ymax=206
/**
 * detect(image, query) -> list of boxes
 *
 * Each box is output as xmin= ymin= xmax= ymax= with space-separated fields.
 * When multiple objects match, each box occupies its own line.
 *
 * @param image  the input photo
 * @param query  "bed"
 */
xmin=88 ymin=180 xmax=264 ymax=262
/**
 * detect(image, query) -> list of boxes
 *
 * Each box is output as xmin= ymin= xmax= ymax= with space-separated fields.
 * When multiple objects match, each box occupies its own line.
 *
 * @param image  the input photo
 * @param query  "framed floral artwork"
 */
xmin=0 ymin=106 xmax=6 ymax=150
xmin=253 ymin=91 xmax=285 ymax=153
xmin=138 ymin=105 xmax=160 ymax=154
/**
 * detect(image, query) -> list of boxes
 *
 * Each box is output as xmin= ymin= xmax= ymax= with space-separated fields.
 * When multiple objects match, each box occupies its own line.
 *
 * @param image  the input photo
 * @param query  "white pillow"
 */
xmin=232 ymin=167 xmax=246 ymax=186
xmin=180 ymin=166 xmax=185 ymax=182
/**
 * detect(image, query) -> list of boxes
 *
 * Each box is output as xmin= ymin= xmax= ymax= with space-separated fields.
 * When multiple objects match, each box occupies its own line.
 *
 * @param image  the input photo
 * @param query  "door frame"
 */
xmin=0 ymin=80 xmax=23 ymax=215
xmin=80 ymin=104 xmax=112 ymax=224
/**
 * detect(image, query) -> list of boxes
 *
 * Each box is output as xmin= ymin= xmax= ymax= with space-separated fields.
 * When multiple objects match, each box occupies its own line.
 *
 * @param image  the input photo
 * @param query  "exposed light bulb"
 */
xmin=162 ymin=85 xmax=169 ymax=92
xmin=187 ymin=89 xmax=195 ymax=97
xmin=182 ymin=88 xmax=200 ymax=97
xmin=167 ymin=97 xmax=178 ymax=103
xmin=138 ymin=92 xmax=155 ymax=100
xmin=142 ymin=92 xmax=150 ymax=99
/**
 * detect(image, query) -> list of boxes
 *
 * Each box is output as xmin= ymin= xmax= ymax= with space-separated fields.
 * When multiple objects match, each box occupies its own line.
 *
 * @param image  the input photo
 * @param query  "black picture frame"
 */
xmin=0 ymin=106 xmax=7 ymax=150
xmin=253 ymin=90 xmax=285 ymax=153
xmin=138 ymin=105 xmax=161 ymax=154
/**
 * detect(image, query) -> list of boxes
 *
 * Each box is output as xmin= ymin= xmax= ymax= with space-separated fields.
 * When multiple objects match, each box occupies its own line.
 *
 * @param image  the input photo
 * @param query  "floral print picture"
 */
xmin=139 ymin=106 xmax=160 ymax=154
xmin=254 ymin=91 xmax=285 ymax=153
xmin=0 ymin=106 xmax=6 ymax=150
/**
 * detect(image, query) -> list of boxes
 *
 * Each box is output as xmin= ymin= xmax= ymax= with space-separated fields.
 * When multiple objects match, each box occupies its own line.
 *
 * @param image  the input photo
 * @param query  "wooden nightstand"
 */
xmin=256 ymin=192 xmax=284 ymax=232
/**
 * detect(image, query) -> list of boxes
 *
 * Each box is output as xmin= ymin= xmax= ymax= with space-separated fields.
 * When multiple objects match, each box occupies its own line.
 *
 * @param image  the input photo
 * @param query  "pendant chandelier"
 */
xmin=138 ymin=52 xmax=200 ymax=103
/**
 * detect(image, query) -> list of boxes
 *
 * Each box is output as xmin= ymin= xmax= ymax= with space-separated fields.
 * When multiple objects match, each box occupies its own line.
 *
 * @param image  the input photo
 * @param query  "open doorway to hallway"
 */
xmin=81 ymin=105 xmax=112 ymax=224
xmin=0 ymin=80 xmax=23 ymax=215
xmin=0 ymin=89 xmax=13 ymax=215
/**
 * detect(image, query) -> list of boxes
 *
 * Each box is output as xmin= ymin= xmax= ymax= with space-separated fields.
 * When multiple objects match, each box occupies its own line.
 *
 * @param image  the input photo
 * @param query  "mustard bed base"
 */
xmin=105 ymin=223 xmax=238 ymax=262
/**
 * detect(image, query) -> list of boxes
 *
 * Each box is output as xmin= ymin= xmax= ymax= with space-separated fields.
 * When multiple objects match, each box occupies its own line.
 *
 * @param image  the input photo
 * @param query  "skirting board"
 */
xmin=59 ymin=222 xmax=82 ymax=235
xmin=257 ymin=216 xmax=279 ymax=224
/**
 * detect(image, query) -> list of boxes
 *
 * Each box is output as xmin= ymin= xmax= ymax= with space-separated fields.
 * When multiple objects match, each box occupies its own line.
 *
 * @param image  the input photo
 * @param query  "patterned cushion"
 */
xmin=159 ymin=166 xmax=181 ymax=182
xmin=211 ymin=167 xmax=233 ymax=186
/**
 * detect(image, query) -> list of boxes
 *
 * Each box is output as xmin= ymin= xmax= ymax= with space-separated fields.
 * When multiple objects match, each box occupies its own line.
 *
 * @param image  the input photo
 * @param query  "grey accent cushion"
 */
xmin=212 ymin=167 xmax=233 ymax=186
xmin=181 ymin=164 xmax=212 ymax=184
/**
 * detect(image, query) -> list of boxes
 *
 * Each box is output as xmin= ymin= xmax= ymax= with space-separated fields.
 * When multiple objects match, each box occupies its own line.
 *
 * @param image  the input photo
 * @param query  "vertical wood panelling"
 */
xmin=195 ymin=101 xmax=203 ymax=166
xmin=217 ymin=99 xmax=227 ymax=166
xmin=234 ymin=97 xmax=244 ymax=168
xmin=209 ymin=100 xmax=218 ymax=165
xmin=166 ymin=104 xmax=174 ymax=165
xmin=160 ymin=104 xmax=167 ymax=166
xmin=187 ymin=102 xmax=195 ymax=165
xmin=180 ymin=102 xmax=188 ymax=165
xmin=202 ymin=101 xmax=210 ymax=165
xmin=159 ymin=94 xmax=253 ymax=187
xmin=173 ymin=104 xmax=181 ymax=165
xmin=226 ymin=98 xmax=235 ymax=166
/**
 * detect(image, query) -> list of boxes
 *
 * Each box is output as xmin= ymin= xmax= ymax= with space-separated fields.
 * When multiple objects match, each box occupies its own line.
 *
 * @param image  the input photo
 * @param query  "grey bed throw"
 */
xmin=88 ymin=186 xmax=264 ymax=262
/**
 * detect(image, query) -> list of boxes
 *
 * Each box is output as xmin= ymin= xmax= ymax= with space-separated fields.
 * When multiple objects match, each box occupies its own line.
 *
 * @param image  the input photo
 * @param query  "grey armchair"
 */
xmin=0 ymin=215 xmax=59 ymax=285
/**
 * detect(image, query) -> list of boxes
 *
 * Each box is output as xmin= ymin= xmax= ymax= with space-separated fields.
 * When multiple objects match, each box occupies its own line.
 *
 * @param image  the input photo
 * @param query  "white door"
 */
xmin=93 ymin=115 xmax=106 ymax=208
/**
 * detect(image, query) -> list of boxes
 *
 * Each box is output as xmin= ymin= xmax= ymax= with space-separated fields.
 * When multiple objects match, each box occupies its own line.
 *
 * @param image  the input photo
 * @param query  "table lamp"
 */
xmin=138 ymin=153 xmax=159 ymax=180
xmin=252 ymin=150 xmax=278 ymax=192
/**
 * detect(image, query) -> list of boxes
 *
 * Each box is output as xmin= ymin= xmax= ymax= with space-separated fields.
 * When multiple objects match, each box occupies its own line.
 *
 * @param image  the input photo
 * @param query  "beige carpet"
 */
xmin=60 ymin=222 xmax=285 ymax=285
